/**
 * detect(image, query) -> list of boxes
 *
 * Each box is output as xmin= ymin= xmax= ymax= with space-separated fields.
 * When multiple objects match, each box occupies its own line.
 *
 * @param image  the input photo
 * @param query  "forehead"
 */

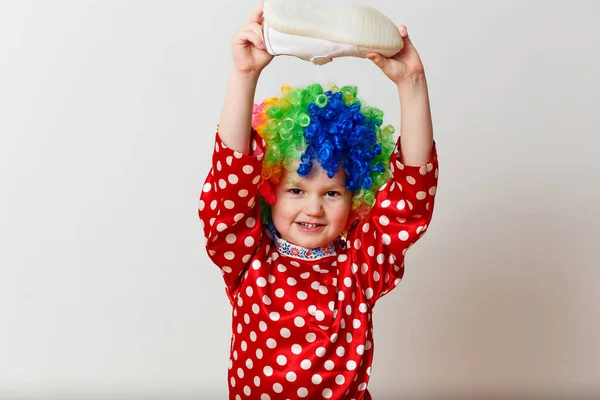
xmin=281 ymin=161 xmax=347 ymax=187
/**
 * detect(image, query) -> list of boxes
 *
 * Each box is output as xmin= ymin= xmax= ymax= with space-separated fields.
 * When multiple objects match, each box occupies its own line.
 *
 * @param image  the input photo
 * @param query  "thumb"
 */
xmin=367 ymin=53 xmax=388 ymax=70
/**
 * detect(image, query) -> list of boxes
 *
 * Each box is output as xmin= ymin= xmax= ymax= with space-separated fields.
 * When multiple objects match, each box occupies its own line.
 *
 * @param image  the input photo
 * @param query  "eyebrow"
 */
xmin=284 ymin=178 xmax=346 ymax=191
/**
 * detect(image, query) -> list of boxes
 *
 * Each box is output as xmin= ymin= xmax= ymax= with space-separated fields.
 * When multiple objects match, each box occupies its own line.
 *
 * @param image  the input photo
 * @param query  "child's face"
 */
xmin=271 ymin=161 xmax=352 ymax=249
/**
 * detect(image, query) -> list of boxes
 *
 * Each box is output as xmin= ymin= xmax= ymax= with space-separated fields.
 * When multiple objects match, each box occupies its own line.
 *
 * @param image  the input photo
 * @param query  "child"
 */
xmin=198 ymin=2 xmax=438 ymax=399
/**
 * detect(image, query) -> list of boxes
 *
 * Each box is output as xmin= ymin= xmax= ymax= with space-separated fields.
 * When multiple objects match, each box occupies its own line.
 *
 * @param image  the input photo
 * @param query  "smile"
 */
xmin=297 ymin=222 xmax=325 ymax=229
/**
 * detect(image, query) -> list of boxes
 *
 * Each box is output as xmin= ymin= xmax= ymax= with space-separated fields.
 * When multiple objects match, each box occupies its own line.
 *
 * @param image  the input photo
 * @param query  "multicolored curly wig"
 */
xmin=252 ymin=83 xmax=396 ymax=226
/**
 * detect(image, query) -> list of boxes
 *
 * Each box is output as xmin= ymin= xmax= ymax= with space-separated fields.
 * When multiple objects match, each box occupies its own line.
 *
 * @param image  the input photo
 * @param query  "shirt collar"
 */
xmin=274 ymin=235 xmax=337 ymax=261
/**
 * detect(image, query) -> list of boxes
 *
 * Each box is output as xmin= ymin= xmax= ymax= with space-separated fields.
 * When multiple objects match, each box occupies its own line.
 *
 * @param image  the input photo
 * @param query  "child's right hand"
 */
xmin=231 ymin=1 xmax=273 ymax=75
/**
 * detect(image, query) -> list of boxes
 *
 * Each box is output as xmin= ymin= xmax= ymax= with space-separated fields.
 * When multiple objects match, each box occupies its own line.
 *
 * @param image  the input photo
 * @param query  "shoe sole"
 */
xmin=263 ymin=0 xmax=403 ymax=52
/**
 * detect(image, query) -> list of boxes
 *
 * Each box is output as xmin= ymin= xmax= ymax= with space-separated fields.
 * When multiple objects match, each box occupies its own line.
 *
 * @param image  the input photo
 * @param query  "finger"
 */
xmin=366 ymin=52 xmax=389 ymax=70
xmin=238 ymin=29 xmax=265 ymax=50
xmin=398 ymin=25 xmax=413 ymax=46
xmin=248 ymin=1 xmax=264 ymax=24
xmin=248 ymin=22 xmax=265 ymax=43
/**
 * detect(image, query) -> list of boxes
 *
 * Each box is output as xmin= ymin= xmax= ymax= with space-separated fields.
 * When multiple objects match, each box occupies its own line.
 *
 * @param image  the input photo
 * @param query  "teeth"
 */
xmin=300 ymin=223 xmax=319 ymax=228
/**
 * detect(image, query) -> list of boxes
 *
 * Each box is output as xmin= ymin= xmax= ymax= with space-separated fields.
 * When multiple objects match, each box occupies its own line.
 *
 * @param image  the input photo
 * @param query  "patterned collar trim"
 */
xmin=274 ymin=236 xmax=337 ymax=261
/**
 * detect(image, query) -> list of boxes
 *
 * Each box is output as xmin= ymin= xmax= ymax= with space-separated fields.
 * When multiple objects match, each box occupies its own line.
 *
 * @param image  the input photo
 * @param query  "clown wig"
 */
xmin=252 ymin=83 xmax=396 ymax=226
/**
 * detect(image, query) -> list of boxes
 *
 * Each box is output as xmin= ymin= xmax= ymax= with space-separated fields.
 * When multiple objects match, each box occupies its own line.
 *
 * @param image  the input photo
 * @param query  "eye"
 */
xmin=288 ymin=188 xmax=303 ymax=195
xmin=325 ymin=191 xmax=341 ymax=197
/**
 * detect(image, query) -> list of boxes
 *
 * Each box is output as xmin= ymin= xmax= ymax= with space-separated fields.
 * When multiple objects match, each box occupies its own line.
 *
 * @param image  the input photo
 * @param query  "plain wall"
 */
xmin=1 ymin=0 xmax=599 ymax=398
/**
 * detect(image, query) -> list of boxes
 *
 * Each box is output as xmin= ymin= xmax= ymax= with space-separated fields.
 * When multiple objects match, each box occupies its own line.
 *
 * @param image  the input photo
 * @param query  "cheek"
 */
xmin=329 ymin=201 xmax=351 ymax=225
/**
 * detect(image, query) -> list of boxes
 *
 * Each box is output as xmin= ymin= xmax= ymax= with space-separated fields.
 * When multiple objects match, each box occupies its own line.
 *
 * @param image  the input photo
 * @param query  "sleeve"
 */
xmin=348 ymin=137 xmax=439 ymax=307
xmin=198 ymin=128 xmax=266 ymax=299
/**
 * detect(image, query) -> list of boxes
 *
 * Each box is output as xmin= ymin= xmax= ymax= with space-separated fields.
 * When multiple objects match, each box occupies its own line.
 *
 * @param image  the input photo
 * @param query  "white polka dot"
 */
xmin=238 ymin=189 xmax=249 ymax=197
xmin=381 ymin=199 xmax=391 ymax=208
xmin=277 ymin=355 xmax=287 ymax=365
xmin=246 ymin=359 xmax=253 ymax=369
xmin=353 ymin=319 xmax=361 ymax=329
xmin=382 ymin=234 xmax=391 ymax=245
xmin=356 ymin=345 xmax=365 ymax=355
xmin=367 ymin=246 xmax=375 ymax=256
xmin=286 ymin=371 xmax=297 ymax=382
xmin=254 ymin=376 xmax=260 ymax=386
xmin=397 ymin=200 xmax=406 ymax=210
xmin=300 ymin=272 xmax=310 ymax=279
xmin=358 ymin=382 xmax=367 ymax=391
xmin=228 ymin=174 xmax=239 ymax=184
xmin=284 ymin=302 xmax=294 ymax=311
xmin=275 ymin=288 xmax=285 ymax=298
xmin=280 ymin=328 xmax=291 ymax=338
xmin=336 ymin=347 xmax=345 ymax=357
xmin=224 ymin=251 xmax=235 ymax=260
xmin=365 ymin=288 xmax=374 ymax=300
xmin=260 ymin=394 xmax=270 ymax=400
xmin=406 ymin=176 xmax=416 ymax=185
xmin=335 ymin=374 xmax=345 ymax=385
xmin=226 ymin=234 xmax=236 ymax=244
xmin=237 ymin=368 xmax=244 ymax=378
xmin=399 ymin=230 xmax=409 ymax=241
xmin=246 ymin=217 xmax=256 ymax=228
xmin=316 ymin=347 xmax=326 ymax=357
xmin=287 ymin=277 xmax=297 ymax=286
xmin=344 ymin=278 xmax=352 ymax=288
xmin=269 ymin=312 xmax=280 ymax=321
xmin=256 ymin=278 xmax=267 ymax=287
xmin=292 ymin=344 xmax=302 ymax=354
xmin=306 ymin=333 xmax=316 ymax=343
xmin=266 ymin=338 xmax=277 ymax=349
xmin=359 ymin=303 xmax=367 ymax=313
xmin=298 ymin=387 xmax=308 ymax=398
xmin=324 ymin=360 xmax=334 ymax=370
xmin=376 ymin=254 xmax=385 ymax=264
xmin=416 ymin=191 xmax=427 ymax=200
xmin=297 ymin=291 xmax=308 ymax=300
xmin=322 ymin=388 xmax=333 ymax=398
xmin=219 ymin=179 xmax=227 ymax=189
xmin=315 ymin=310 xmax=325 ymax=321
xmin=202 ymin=183 xmax=211 ymax=192
xmin=262 ymin=295 xmax=271 ymax=305
xmin=272 ymin=383 xmax=283 ymax=393
xmin=312 ymin=374 xmax=322 ymax=384
xmin=347 ymin=360 xmax=357 ymax=370
xmin=301 ymin=359 xmax=311 ymax=369
xmin=379 ymin=215 xmax=389 ymax=226
xmin=362 ymin=223 xmax=370 ymax=233
xmin=242 ymin=165 xmax=254 ymax=174
xmin=225 ymin=200 xmax=235 ymax=209
xmin=256 ymin=348 xmax=263 ymax=358
xmin=259 ymin=321 xmax=267 ymax=332
xmin=244 ymin=236 xmax=255 ymax=247
xmin=216 ymin=223 xmax=228 ymax=232
xmin=294 ymin=316 xmax=305 ymax=327
xmin=429 ymin=186 xmax=437 ymax=196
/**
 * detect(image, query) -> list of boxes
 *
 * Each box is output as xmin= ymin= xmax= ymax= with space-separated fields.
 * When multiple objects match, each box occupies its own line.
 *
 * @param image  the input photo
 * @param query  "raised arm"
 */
xmin=367 ymin=25 xmax=434 ymax=165
xmin=217 ymin=1 xmax=273 ymax=154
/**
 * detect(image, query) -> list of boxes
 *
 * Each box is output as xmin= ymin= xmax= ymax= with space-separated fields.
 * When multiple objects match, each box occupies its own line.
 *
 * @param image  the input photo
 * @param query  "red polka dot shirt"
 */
xmin=199 ymin=129 xmax=438 ymax=400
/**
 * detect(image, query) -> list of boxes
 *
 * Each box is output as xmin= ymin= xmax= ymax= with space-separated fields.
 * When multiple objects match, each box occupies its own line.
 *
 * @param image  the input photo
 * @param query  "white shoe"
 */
xmin=262 ymin=0 xmax=404 ymax=65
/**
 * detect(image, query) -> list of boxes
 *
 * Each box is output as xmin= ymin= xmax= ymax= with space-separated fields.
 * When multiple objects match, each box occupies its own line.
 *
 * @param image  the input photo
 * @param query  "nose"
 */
xmin=304 ymin=195 xmax=324 ymax=217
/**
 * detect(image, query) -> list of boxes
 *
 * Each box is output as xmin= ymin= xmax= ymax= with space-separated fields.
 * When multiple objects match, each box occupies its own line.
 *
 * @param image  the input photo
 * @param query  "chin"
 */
xmin=295 ymin=236 xmax=332 ymax=249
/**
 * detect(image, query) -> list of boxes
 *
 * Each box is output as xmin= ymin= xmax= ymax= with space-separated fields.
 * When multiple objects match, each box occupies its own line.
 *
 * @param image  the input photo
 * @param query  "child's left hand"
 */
xmin=366 ymin=26 xmax=425 ymax=86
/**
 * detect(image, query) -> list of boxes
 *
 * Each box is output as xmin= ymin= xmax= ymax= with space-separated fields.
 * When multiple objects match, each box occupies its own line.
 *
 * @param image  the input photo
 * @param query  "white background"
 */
xmin=1 ymin=0 xmax=599 ymax=398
